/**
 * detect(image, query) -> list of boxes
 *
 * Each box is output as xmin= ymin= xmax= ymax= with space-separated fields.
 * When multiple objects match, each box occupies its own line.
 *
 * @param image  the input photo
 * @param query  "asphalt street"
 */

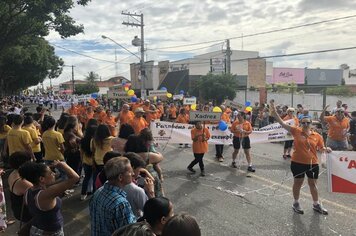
xmin=3 ymin=105 xmax=356 ymax=236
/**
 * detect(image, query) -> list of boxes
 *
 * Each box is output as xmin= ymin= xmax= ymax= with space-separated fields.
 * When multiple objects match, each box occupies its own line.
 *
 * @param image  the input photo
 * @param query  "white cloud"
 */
xmin=41 ymin=0 xmax=356 ymax=87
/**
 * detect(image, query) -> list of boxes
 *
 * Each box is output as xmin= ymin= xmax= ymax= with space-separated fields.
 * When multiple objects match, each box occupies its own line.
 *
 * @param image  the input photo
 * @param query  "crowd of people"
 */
xmin=0 ymin=94 xmax=354 ymax=235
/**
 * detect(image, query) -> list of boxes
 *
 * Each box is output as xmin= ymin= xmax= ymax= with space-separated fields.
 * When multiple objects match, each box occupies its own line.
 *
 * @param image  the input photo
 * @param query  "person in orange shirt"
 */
xmin=215 ymin=105 xmax=230 ymax=162
xmin=156 ymin=101 xmax=165 ymax=121
xmin=168 ymin=104 xmax=177 ymax=121
xmin=131 ymin=99 xmax=143 ymax=113
xmin=142 ymin=100 xmax=151 ymax=112
xmin=320 ymin=105 xmax=349 ymax=150
xmin=187 ymin=121 xmax=210 ymax=177
xmin=270 ymin=100 xmax=331 ymax=215
xmin=145 ymin=104 xmax=159 ymax=125
xmin=67 ymin=103 xmax=78 ymax=116
xmin=104 ymin=109 xmax=119 ymax=136
xmin=282 ymin=108 xmax=300 ymax=159
xmin=176 ymin=108 xmax=190 ymax=148
xmin=230 ymin=111 xmax=255 ymax=172
xmin=128 ymin=107 xmax=148 ymax=134
xmin=94 ymin=107 xmax=106 ymax=124
xmin=117 ymin=104 xmax=134 ymax=125
xmin=84 ymin=106 xmax=94 ymax=126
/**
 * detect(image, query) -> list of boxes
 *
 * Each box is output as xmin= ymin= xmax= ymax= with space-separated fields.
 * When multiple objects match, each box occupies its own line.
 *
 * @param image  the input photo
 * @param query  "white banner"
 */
xmin=327 ymin=151 xmax=356 ymax=194
xmin=148 ymin=90 xmax=167 ymax=97
xmin=151 ymin=120 xmax=294 ymax=145
xmin=183 ymin=97 xmax=196 ymax=105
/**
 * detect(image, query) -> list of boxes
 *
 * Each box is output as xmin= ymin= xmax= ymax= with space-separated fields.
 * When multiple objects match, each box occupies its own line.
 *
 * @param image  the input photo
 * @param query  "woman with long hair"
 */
xmin=79 ymin=125 xmax=97 ymax=200
xmin=7 ymin=152 xmax=32 ymax=223
xmin=55 ymin=113 xmax=70 ymax=135
xmin=19 ymin=161 xmax=79 ymax=235
xmin=111 ymin=123 xmax=135 ymax=154
xmin=161 ymin=214 xmax=201 ymax=236
xmin=91 ymin=124 xmax=114 ymax=190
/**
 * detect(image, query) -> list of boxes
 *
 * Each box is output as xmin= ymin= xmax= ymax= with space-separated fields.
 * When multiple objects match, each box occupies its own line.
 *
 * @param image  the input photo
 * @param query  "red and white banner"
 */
xmin=327 ymin=151 xmax=356 ymax=194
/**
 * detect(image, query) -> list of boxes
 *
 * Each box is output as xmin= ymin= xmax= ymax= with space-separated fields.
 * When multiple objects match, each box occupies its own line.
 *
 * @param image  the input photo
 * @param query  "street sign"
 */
xmin=183 ymin=97 xmax=196 ymax=105
xmin=189 ymin=111 xmax=222 ymax=122
xmin=107 ymin=91 xmax=129 ymax=99
xmin=148 ymin=90 xmax=167 ymax=97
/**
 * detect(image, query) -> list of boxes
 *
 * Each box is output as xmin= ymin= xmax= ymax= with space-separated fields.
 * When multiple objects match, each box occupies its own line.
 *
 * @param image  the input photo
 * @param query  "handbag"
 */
xmin=17 ymin=191 xmax=33 ymax=236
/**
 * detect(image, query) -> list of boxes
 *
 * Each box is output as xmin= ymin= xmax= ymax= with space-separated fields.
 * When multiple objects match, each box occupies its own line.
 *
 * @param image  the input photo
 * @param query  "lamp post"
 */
xmin=63 ymin=65 xmax=75 ymax=95
xmin=101 ymin=35 xmax=144 ymax=97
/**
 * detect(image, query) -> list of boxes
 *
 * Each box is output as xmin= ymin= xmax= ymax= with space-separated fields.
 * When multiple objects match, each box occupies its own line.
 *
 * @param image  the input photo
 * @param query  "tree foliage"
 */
xmin=190 ymin=73 xmax=238 ymax=105
xmin=75 ymin=83 xmax=99 ymax=95
xmin=0 ymin=0 xmax=91 ymax=95
xmin=86 ymin=71 xmax=100 ymax=84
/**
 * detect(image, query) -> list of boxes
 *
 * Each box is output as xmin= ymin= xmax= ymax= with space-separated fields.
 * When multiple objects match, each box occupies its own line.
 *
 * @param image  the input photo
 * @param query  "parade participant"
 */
xmin=80 ymin=125 xmax=97 ymax=200
xmin=156 ymin=101 xmax=165 ymax=121
xmin=139 ymin=197 xmax=174 ymax=236
xmin=131 ymin=99 xmax=143 ymax=113
xmin=42 ymin=116 xmax=66 ymax=179
xmin=187 ymin=121 xmax=210 ymax=177
xmin=23 ymin=115 xmax=43 ymax=162
xmin=320 ymin=105 xmax=349 ymax=150
xmin=142 ymin=100 xmax=151 ymax=112
xmin=349 ymin=111 xmax=356 ymax=151
xmin=19 ymin=161 xmax=79 ymax=235
xmin=230 ymin=112 xmax=255 ymax=172
xmin=251 ymin=102 xmax=259 ymax=127
xmin=90 ymin=157 xmax=136 ymax=236
xmin=331 ymin=100 xmax=342 ymax=115
xmin=282 ymin=108 xmax=299 ymax=159
xmin=94 ymin=106 xmax=106 ymax=124
xmin=161 ymin=214 xmax=201 ymax=236
xmin=176 ymin=108 xmax=190 ymax=148
xmin=168 ymin=103 xmax=177 ymax=121
xmin=91 ymin=124 xmax=114 ymax=190
xmin=7 ymin=152 xmax=32 ymax=223
xmin=111 ymin=123 xmax=135 ymax=153
xmin=67 ymin=102 xmax=78 ymax=116
xmin=270 ymin=100 xmax=330 ymax=215
xmin=82 ymin=106 xmax=94 ymax=128
xmin=215 ymin=105 xmax=230 ymax=162
xmin=103 ymin=109 xmax=118 ymax=136
xmin=145 ymin=104 xmax=159 ymax=125
xmin=6 ymin=114 xmax=34 ymax=159
xmin=118 ymin=104 xmax=134 ymax=125
xmin=128 ymin=108 xmax=148 ymax=135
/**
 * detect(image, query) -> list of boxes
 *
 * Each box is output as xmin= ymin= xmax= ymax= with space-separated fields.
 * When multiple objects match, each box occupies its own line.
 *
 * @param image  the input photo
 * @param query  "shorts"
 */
xmin=326 ymin=137 xmax=348 ymax=151
xmin=233 ymin=136 xmax=251 ymax=149
xmin=284 ymin=140 xmax=294 ymax=149
xmin=290 ymin=161 xmax=319 ymax=179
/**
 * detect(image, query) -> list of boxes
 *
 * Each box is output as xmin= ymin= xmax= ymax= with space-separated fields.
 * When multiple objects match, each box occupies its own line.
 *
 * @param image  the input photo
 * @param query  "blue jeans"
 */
xmin=81 ymin=164 xmax=93 ymax=195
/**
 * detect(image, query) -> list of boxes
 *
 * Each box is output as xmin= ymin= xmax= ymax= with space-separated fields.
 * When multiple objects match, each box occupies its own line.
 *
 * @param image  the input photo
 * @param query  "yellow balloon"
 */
xmin=153 ymin=96 xmax=157 ymax=101
xmin=167 ymin=93 xmax=172 ymax=98
xmin=124 ymin=87 xmax=129 ymax=91
xmin=246 ymin=106 xmax=252 ymax=112
xmin=127 ymin=89 xmax=135 ymax=96
xmin=212 ymin=106 xmax=222 ymax=113
xmin=191 ymin=104 xmax=197 ymax=111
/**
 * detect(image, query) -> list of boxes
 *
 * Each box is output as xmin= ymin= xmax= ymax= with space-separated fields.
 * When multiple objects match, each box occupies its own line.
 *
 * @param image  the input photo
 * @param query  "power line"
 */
xmin=149 ymin=14 xmax=356 ymax=50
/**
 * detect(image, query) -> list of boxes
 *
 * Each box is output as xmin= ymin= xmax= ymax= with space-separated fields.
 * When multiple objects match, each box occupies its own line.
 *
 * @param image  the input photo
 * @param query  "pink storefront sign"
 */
xmin=271 ymin=68 xmax=305 ymax=84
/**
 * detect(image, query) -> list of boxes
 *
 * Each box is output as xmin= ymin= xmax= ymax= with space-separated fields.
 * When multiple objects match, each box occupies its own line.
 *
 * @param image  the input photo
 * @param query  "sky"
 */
xmin=43 ymin=0 xmax=356 ymax=87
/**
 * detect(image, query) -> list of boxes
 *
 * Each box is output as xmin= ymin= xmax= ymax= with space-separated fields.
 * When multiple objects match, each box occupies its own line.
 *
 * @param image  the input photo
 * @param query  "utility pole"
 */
xmin=122 ymin=11 xmax=145 ymax=98
xmin=71 ymin=65 xmax=75 ymax=94
xmin=226 ymin=39 xmax=231 ymax=74
xmin=115 ymin=48 xmax=118 ymax=76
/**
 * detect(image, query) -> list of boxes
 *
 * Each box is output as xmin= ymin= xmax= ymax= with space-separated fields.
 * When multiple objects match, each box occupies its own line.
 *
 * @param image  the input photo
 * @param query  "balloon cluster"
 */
xmin=245 ymin=101 xmax=252 ymax=113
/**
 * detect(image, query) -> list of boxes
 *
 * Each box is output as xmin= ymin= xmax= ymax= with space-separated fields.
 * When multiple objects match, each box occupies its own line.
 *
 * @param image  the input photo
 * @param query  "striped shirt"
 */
xmin=89 ymin=182 xmax=136 ymax=236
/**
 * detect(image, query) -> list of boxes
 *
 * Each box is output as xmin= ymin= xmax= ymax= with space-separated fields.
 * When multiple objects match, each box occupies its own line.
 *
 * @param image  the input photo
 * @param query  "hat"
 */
xmin=287 ymin=108 xmax=295 ymax=112
xmin=135 ymin=107 xmax=145 ymax=113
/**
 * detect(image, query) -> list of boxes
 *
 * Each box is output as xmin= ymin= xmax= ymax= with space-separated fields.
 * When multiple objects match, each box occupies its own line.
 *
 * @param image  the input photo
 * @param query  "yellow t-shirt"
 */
xmin=57 ymin=128 xmax=64 ymax=135
xmin=23 ymin=126 xmax=41 ymax=153
xmin=91 ymin=137 xmax=113 ymax=165
xmin=42 ymin=130 xmax=65 ymax=161
xmin=81 ymin=148 xmax=94 ymax=166
xmin=0 ymin=125 xmax=11 ymax=139
xmin=7 ymin=128 xmax=32 ymax=155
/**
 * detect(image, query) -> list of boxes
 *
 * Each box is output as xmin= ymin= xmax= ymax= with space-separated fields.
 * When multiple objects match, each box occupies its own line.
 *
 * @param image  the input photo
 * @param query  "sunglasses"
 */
xmin=301 ymin=122 xmax=311 ymax=125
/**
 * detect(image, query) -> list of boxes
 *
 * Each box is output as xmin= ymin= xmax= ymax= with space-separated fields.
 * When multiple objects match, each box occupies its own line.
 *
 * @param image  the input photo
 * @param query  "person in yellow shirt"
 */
xmin=6 ymin=115 xmax=34 ymax=159
xmin=0 ymin=116 xmax=11 ymax=165
xmin=41 ymin=116 xmax=66 ymax=179
xmin=23 ymin=115 xmax=42 ymax=163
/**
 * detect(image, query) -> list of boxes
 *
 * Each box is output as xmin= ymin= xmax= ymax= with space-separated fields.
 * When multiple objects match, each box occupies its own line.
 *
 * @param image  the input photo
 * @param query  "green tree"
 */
xmin=0 ymin=0 xmax=91 ymax=95
xmin=190 ymin=73 xmax=238 ymax=104
xmin=75 ymin=83 xmax=99 ymax=95
xmin=86 ymin=71 xmax=100 ymax=84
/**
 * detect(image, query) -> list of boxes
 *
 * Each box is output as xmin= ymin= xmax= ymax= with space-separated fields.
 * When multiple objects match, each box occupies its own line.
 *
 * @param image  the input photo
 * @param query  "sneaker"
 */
xmin=292 ymin=202 xmax=304 ymax=214
xmin=187 ymin=167 xmax=196 ymax=173
xmin=231 ymin=162 xmax=237 ymax=168
xmin=200 ymin=171 xmax=206 ymax=177
xmin=247 ymin=166 xmax=256 ymax=172
xmin=313 ymin=203 xmax=328 ymax=215
xmin=218 ymin=157 xmax=224 ymax=162
xmin=80 ymin=194 xmax=87 ymax=201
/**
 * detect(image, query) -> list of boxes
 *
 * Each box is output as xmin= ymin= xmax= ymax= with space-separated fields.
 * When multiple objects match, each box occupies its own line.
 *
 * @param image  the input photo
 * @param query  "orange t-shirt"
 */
xmin=221 ymin=112 xmax=231 ymax=123
xmin=67 ymin=107 xmax=78 ymax=116
xmin=283 ymin=115 xmax=299 ymax=127
xmin=128 ymin=117 xmax=148 ymax=134
xmin=95 ymin=111 xmax=106 ymax=124
xmin=145 ymin=111 xmax=158 ymax=124
xmin=290 ymin=127 xmax=324 ymax=164
xmin=131 ymin=102 xmax=143 ymax=112
xmin=169 ymin=107 xmax=177 ymax=119
xmin=176 ymin=114 xmax=189 ymax=124
xmin=104 ymin=115 xmax=117 ymax=127
xmin=119 ymin=111 xmax=134 ymax=125
xmin=191 ymin=127 xmax=210 ymax=153
xmin=324 ymin=116 xmax=349 ymax=141
xmin=142 ymin=104 xmax=150 ymax=112
xmin=85 ymin=111 xmax=94 ymax=124
xmin=157 ymin=105 xmax=164 ymax=118
xmin=231 ymin=120 xmax=252 ymax=138
xmin=225 ymin=107 xmax=232 ymax=115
